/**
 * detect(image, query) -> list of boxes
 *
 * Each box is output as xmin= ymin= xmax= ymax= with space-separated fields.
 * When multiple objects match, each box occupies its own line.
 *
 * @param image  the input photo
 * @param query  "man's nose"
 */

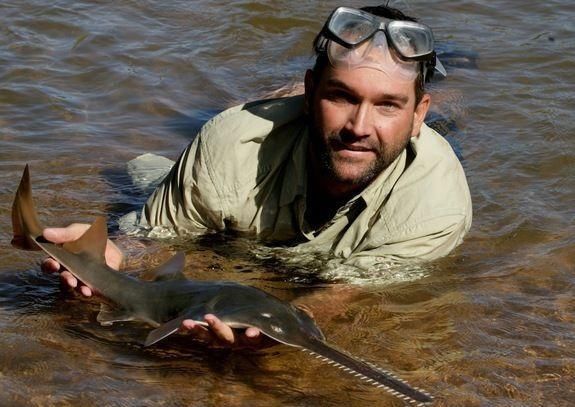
xmin=345 ymin=103 xmax=372 ymax=138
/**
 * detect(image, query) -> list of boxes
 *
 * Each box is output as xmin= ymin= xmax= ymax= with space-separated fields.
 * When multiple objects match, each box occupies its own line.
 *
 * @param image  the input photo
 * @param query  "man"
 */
xmin=43 ymin=5 xmax=472 ymax=348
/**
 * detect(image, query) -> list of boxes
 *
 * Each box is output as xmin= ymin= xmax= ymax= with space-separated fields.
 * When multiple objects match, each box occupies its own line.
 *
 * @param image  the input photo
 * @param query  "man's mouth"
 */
xmin=330 ymin=139 xmax=373 ymax=154
xmin=341 ymin=144 xmax=371 ymax=152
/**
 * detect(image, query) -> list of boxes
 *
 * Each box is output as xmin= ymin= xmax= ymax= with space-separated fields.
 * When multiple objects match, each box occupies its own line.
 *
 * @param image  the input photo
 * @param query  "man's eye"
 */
xmin=377 ymin=101 xmax=399 ymax=111
xmin=327 ymin=91 xmax=355 ymax=104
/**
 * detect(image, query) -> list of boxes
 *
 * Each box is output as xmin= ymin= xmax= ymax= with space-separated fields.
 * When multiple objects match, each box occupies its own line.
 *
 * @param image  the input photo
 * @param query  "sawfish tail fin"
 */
xmin=11 ymin=165 xmax=109 ymax=263
xmin=302 ymin=337 xmax=434 ymax=406
xmin=11 ymin=165 xmax=44 ymax=251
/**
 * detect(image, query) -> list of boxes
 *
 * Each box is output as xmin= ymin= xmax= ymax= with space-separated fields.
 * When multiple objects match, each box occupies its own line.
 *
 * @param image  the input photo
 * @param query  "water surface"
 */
xmin=0 ymin=0 xmax=573 ymax=405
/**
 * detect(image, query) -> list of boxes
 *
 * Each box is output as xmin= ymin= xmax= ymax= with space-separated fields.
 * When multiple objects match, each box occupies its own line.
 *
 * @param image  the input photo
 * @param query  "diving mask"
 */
xmin=315 ymin=7 xmax=446 ymax=82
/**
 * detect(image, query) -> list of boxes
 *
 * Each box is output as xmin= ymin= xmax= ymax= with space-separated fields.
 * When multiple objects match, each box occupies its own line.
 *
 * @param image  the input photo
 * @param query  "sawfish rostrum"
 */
xmin=12 ymin=165 xmax=434 ymax=406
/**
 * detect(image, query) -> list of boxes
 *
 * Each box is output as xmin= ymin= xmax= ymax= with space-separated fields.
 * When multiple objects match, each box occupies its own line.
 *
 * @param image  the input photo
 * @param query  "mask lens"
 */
xmin=327 ymin=31 xmax=418 ymax=82
xmin=387 ymin=21 xmax=434 ymax=58
xmin=328 ymin=38 xmax=374 ymax=67
xmin=328 ymin=8 xmax=377 ymax=47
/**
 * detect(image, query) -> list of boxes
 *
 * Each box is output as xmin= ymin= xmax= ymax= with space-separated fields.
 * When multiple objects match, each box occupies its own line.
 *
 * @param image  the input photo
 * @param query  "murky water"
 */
xmin=1 ymin=0 xmax=574 ymax=405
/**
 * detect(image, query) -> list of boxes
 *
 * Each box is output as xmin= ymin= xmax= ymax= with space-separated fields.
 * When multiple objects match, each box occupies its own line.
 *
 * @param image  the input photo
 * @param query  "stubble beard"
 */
xmin=309 ymin=124 xmax=413 ymax=191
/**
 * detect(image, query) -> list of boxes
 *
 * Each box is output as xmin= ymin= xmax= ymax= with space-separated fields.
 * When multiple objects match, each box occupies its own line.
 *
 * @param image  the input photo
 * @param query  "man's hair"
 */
xmin=312 ymin=4 xmax=426 ymax=105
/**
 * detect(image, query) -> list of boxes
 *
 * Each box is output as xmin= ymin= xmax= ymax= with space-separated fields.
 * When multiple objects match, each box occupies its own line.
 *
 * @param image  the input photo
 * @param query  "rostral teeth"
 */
xmin=300 ymin=345 xmax=433 ymax=406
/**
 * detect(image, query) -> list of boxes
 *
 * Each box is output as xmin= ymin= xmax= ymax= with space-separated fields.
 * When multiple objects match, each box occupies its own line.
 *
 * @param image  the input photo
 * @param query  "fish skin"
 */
xmin=11 ymin=165 xmax=434 ymax=405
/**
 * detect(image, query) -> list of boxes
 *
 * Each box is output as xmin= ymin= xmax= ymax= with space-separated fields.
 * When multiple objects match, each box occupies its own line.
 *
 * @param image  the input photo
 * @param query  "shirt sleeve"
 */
xmin=343 ymin=212 xmax=471 ymax=269
xmin=141 ymin=134 xmax=226 ymax=234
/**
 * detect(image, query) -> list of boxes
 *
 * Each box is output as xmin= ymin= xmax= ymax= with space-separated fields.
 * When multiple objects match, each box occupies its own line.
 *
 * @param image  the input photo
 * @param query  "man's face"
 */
xmin=305 ymin=64 xmax=430 ymax=197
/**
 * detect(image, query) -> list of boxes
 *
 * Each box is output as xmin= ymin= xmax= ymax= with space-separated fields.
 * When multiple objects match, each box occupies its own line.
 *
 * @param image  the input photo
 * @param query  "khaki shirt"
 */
xmin=142 ymin=95 xmax=472 ymax=266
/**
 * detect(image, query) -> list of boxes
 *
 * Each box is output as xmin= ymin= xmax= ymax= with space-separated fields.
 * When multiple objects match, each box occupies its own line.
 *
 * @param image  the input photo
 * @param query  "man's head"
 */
xmin=305 ymin=5 xmax=436 ymax=199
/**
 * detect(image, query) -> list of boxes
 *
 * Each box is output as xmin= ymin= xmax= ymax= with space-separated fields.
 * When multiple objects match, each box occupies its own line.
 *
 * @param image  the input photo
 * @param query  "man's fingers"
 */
xmin=180 ymin=319 xmax=207 ymax=332
xmin=180 ymin=319 xmax=213 ymax=343
xmin=59 ymin=271 xmax=93 ymax=297
xmin=245 ymin=327 xmax=261 ymax=339
xmin=243 ymin=327 xmax=264 ymax=347
xmin=79 ymin=285 xmax=93 ymax=297
xmin=204 ymin=314 xmax=235 ymax=344
xmin=181 ymin=317 xmax=274 ymax=349
xmin=60 ymin=271 xmax=78 ymax=288
xmin=43 ymin=224 xmax=90 ymax=244
xmin=41 ymin=258 xmax=61 ymax=274
xmin=180 ymin=317 xmax=239 ymax=347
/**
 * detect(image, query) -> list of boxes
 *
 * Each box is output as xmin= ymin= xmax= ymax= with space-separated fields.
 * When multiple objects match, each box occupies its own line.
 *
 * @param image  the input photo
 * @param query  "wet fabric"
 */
xmin=142 ymin=95 xmax=472 ymax=265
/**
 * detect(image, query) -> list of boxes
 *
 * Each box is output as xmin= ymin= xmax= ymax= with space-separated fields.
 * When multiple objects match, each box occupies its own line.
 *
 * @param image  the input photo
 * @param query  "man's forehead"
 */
xmin=320 ymin=64 xmax=416 ymax=101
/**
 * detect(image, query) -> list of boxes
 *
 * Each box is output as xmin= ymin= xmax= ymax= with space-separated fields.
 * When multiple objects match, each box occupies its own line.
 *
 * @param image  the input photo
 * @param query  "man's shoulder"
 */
xmin=410 ymin=123 xmax=469 ymax=187
xmin=198 ymin=95 xmax=306 ymax=149
xmin=188 ymin=95 xmax=308 ymax=196
xmin=382 ymin=123 xmax=472 ymax=232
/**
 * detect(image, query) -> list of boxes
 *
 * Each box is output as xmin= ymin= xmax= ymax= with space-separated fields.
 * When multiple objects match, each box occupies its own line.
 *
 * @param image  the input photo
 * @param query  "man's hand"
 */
xmin=40 ymin=223 xmax=124 ymax=297
xmin=180 ymin=314 xmax=275 ymax=350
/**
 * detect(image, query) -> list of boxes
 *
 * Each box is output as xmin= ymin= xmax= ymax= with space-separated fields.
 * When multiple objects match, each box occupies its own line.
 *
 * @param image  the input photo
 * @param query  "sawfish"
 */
xmin=11 ymin=165 xmax=434 ymax=406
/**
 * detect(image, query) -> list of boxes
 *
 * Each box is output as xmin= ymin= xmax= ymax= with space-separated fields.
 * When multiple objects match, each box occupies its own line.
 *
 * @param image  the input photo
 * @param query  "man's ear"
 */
xmin=304 ymin=69 xmax=315 ymax=115
xmin=411 ymin=93 xmax=431 ymax=138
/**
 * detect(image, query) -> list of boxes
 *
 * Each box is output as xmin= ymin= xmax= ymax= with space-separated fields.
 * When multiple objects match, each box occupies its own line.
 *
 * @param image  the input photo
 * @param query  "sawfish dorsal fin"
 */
xmin=11 ymin=164 xmax=44 ymax=251
xmin=62 ymin=217 xmax=108 ymax=264
xmin=143 ymin=252 xmax=187 ymax=281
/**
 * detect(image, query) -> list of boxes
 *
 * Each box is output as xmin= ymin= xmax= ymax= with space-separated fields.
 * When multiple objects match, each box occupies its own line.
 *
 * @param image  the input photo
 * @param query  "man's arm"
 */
xmin=42 ymin=135 xmax=217 ymax=293
xmin=344 ymin=213 xmax=471 ymax=269
xmin=141 ymin=135 xmax=224 ymax=234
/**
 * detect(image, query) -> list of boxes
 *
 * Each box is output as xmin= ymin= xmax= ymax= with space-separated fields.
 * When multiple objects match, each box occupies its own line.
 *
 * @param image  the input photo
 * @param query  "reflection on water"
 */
xmin=0 ymin=0 xmax=574 ymax=406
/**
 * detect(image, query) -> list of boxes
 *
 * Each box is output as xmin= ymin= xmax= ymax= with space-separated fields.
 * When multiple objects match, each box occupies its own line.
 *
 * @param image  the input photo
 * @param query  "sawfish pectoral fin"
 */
xmin=144 ymin=316 xmax=185 ymax=347
xmin=144 ymin=316 xmax=207 ymax=347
